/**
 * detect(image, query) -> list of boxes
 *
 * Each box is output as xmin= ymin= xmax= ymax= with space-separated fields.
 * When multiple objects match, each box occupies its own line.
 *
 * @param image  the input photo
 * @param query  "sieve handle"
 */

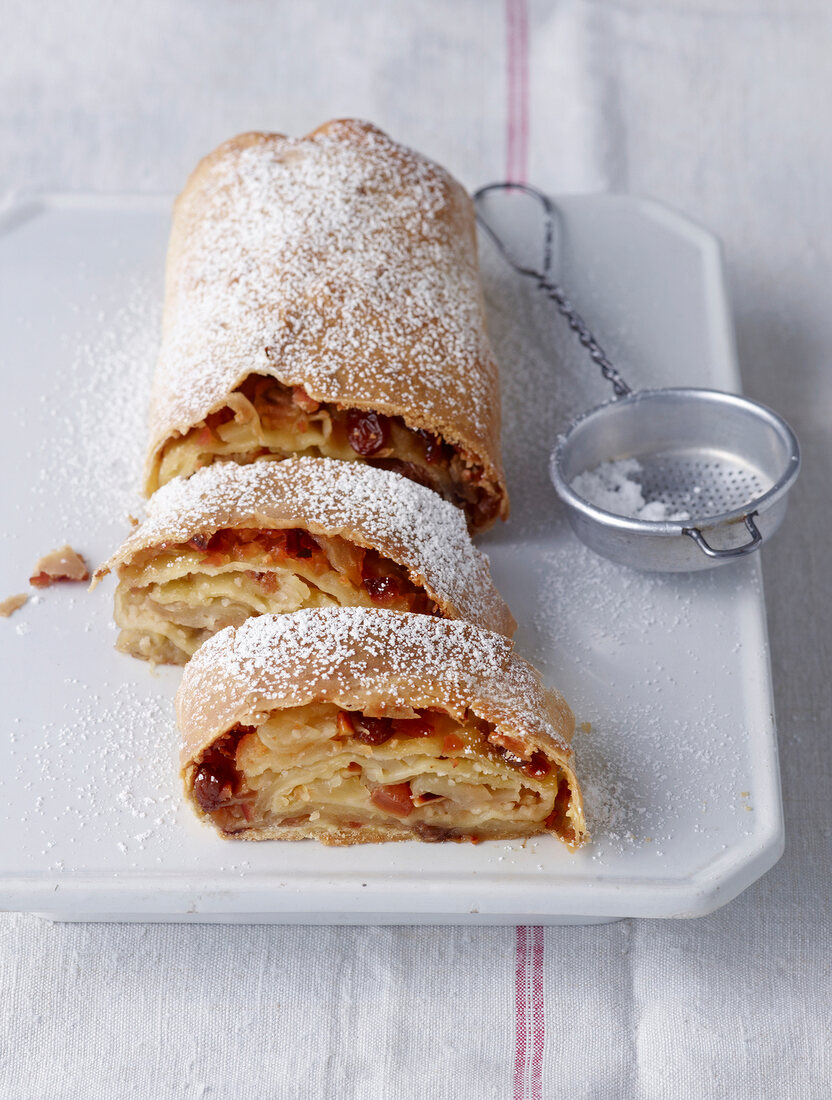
xmin=473 ymin=182 xmax=632 ymax=399
xmin=683 ymin=514 xmax=763 ymax=559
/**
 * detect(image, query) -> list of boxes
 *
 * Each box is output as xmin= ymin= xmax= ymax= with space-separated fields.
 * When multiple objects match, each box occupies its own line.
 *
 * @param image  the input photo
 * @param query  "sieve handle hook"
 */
xmin=473 ymin=182 xmax=632 ymax=399
xmin=683 ymin=513 xmax=763 ymax=559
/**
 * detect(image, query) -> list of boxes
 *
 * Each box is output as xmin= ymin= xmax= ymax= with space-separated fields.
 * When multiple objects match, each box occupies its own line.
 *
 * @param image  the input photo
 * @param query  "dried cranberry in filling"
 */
xmin=369 ymin=782 xmax=414 ymax=816
xmin=416 ymin=428 xmax=452 ymax=465
xmin=470 ymin=490 xmax=501 ymax=529
xmin=491 ymin=739 xmax=552 ymax=779
xmin=245 ymin=570 xmax=279 ymax=593
xmin=364 ymin=575 xmax=402 ymax=602
xmin=351 ymin=714 xmax=395 ymax=745
xmin=284 ymin=528 xmax=317 ymax=559
xmin=205 ymin=529 xmax=237 ymax=556
xmin=346 ymin=410 xmax=390 ymax=455
xmin=392 ymin=714 xmax=434 ymax=738
xmin=361 ymin=550 xmax=407 ymax=604
xmin=193 ymin=756 xmax=237 ymax=813
xmin=191 ymin=727 xmax=252 ymax=814
xmin=526 ymin=751 xmax=552 ymax=778
xmin=186 ymin=533 xmax=210 ymax=551
xmin=442 ymin=733 xmax=465 ymax=754
xmin=544 ymin=778 xmax=573 ymax=839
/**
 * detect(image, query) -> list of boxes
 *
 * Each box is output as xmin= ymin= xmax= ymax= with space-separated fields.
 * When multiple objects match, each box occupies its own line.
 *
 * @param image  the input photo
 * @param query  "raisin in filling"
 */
xmin=190 ymin=705 xmax=570 ymax=844
xmin=192 ymin=727 xmax=252 ymax=814
xmin=190 ymin=377 xmax=501 ymax=527
xmin=336 ymin=707 xmax=553 ymax=781
xmin=336 ymin=711 xmax=434 ymax=745
xmin=169 ymin=528 xmax=434 ymax=613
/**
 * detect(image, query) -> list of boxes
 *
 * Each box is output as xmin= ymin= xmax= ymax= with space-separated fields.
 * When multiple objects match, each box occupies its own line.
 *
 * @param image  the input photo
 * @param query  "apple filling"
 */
xmin=152 ymin=375 xmax=502 ymax=529
xmin=115 ymin=528 xmax=436 ymax=664
xmin=187 ymin=702 xmax=581 ymax=846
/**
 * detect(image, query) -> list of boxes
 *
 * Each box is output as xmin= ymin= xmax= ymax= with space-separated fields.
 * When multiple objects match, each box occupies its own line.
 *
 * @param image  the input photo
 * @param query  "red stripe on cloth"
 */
xmin=505 ymin=0 xmax=530 ymax=183
xmin=507 ymin=4 xmax=538 ymax=1090
xmin=514 ymin=925 xmax=546 ymax=1099
xmin=513 ymin=925 xmax=529 ymax=1099
xmin=530 ymin=925 xmax=546 ymax=1099
xmin=505 ymin=0 xmax=517 ymax=180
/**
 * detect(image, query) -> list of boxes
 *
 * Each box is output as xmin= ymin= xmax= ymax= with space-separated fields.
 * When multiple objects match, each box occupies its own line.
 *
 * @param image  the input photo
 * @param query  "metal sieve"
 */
xmin=474 ymin=183 xmax=801 ymax=572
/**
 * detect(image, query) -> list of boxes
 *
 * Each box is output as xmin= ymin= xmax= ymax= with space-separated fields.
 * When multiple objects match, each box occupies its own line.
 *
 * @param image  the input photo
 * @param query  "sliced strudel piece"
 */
xmin=146 ymin=119 xmax=507 ymax=530
xmin=93 ymin=458 xmax=515 ymax=664
xmin=177 ymin=608 xmax=586 ymax=848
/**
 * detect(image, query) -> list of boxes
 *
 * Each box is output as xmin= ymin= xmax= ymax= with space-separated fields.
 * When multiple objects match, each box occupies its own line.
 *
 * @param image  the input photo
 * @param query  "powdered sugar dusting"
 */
xmin=34 ymin=279 xmax=160 ymax=530
xmin=512 ymin=532 xmax=761 ymax=862
xmin=150 ymin=121 xmax=499 ymax=463
xmin=570 ymin=457 xmax=691 ymax=521
xmin=178 ymin=608 xmax=571 ymax=755
xmin=10 ymin=675 xmax=181 ymax=867
xmin=100 ymin=458 xmax=512 ymax=635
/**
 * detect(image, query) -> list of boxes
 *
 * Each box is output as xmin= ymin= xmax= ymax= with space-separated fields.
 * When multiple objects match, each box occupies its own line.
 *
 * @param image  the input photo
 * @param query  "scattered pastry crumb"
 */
xmin=29 ymin=545 xmax=90 ymax=587
xmin=579 ymin=721 xmax=592 ymax=734
xmin=0 ymin=593 xmax=28 ymax=618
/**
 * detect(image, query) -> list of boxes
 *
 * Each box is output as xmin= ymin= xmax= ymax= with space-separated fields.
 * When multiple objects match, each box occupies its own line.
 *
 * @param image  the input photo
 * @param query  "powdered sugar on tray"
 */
xmin=570 ymin=457 xmax=691 ymax=522
xmin=35 ymin=278 xmax=160 ymax=530
xmin=9 ymin=674 xmax=181 ymax=866
xmin=478 ymin=226 xmax=763 ymax=867
xmin=509 ymin=513 xmax=760 ymax=862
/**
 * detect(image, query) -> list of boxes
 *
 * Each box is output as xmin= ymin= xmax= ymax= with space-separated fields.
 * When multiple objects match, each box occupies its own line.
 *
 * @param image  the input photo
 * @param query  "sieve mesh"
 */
xmin=635 ymin=449 xmax=773 ymax=520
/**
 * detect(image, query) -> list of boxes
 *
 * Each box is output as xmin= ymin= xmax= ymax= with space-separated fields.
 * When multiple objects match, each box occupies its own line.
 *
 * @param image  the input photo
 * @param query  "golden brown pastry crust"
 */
xmin=177 ymin=608 xmax=586 ymax=847
xmin=145 ymin=120 xmax=507 ymax=524
xmin=93 ymin=458 xmax=515 ymax=638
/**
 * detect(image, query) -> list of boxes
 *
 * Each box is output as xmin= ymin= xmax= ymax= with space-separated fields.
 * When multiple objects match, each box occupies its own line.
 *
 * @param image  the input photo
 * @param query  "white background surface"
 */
xmin=1 ymin=1 xmax=830 ymax=1097
xmin=0 ymin=193 xmax=785 ymax=923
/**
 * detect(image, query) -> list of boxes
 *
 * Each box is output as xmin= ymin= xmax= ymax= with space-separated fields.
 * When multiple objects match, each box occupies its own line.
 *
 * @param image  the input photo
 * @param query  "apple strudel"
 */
xmin=177 ymin=608 xmax=586 ymax=847
xmin=94 ymin=458 xmax=515 ymax=664
xmin=145 ymin=120 xmax=508 ymax=529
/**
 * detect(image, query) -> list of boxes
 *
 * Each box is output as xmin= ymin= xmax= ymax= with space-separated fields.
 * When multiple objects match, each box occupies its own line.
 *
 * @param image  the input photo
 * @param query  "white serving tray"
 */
xmin=0 ymin=192 xmax=783 ymax=924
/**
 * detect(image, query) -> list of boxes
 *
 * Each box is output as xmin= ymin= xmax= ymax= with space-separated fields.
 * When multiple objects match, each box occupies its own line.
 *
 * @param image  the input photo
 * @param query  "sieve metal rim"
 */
xmin=550 ymin=387 xmax=802 ymax=535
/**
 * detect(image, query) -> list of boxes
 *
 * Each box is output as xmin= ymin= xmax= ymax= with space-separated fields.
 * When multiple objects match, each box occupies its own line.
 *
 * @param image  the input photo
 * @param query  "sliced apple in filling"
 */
xmin=152 ymin=376 xmax=506 ymax=531
xmin=187 ymin=702 xmax=581 ymax=846
xmin=93 ymin=458 xmax=515 ymax=664
xmin=176 ymin=608 xmax=586 ymax=848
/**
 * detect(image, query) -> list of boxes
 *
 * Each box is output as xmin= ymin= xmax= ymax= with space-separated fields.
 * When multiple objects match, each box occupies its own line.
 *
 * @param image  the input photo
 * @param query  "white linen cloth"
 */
xmin=1 ymin=1 xmax=830 ymax=1096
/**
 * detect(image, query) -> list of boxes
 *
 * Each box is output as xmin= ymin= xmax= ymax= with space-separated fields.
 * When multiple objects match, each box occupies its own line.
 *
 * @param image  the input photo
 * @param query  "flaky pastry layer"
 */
xmin=146 ymin=121 xmax=508 ymax=528
xmin=94 ymin=460 xmax=514 ymax=663
xmin=177 ymin=609 xmax=587 ymax=848
xmin=155 ymin=376 xmax=503 ymax=530
xmin=112 ymin=531 xmax=432 ymax=664
xmin=186 ymin=702 xmax=582 ymax=846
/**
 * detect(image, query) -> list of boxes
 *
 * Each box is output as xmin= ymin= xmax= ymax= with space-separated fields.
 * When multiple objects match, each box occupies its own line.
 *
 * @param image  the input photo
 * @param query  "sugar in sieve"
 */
xmin=474 ymin=183 xmax=801 ymax=572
